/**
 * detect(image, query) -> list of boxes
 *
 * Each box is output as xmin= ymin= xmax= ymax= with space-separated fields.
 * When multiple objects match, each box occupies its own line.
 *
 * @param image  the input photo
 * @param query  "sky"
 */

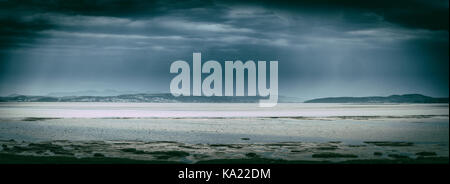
xmin=0 ymin=0 xmax=448 ymax=100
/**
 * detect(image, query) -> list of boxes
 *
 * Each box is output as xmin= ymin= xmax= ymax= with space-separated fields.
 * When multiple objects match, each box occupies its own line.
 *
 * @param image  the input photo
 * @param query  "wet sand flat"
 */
xmin=0 ymin=102 xmax=448 ymax=163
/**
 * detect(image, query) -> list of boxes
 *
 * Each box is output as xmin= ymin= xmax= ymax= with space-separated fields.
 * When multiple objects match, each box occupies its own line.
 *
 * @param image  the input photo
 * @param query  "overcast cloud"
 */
xmin=0 ymin=0 xmax=448 ymax=99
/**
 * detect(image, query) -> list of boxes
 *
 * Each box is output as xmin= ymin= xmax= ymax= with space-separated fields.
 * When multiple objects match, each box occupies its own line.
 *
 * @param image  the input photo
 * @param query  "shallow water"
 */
xmin=0 ymin=117 xmax=448 ymax=144
xmin=0 ymin=103 xmax=448 ymax=144
xmin=0 ymin=102 xmax=448 ymax=118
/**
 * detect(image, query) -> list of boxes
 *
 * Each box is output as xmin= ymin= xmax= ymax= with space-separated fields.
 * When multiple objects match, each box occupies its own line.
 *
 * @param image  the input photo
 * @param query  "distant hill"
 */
xmin=46 ymin=89 xmax=142 ymax=97
xmin=304 ymin=94 xmax=449 ymax=103
xmin=0 ymin=93 xmax=301 ymax=103
xmin=1 ymin=93 xmax=445 ymax=103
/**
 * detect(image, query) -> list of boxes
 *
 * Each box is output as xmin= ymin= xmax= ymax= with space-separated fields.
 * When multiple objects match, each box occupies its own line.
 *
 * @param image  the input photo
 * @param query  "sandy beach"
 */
xmin=0 ymin=102 xmax=448 ymax=163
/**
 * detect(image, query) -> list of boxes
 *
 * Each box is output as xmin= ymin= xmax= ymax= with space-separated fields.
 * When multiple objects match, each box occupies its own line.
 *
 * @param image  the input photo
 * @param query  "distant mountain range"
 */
xmin=304 ymin=94 xmax=448 ymax=103
xmin=46 ymin=90 xmax=145 ymax=97
xmin=0 ymin=93 xmax=447 ymax=103
xmin=0 ymin=93 xmax=301 ymax=103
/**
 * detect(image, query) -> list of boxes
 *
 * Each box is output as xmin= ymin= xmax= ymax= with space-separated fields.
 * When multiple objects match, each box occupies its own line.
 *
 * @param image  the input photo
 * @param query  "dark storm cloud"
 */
xmin=0 ymin=0 xmax=448 ymax=98
xmin=227 ymin=0 xmax=449 ymax=31
xmin=2 ymin=0 xmax=448 ymax=28
xmin=0 ymin=0 xmax=160 ymax=17
xmin=1 ymin=0 xmax=447 ymax=47
xmin=0 ymin=14 xmax=53 ymax=49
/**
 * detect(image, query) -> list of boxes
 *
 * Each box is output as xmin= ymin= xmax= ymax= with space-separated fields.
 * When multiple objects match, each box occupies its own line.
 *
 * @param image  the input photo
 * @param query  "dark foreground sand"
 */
xmin=0 ymin=139 xmax=448 ymax=164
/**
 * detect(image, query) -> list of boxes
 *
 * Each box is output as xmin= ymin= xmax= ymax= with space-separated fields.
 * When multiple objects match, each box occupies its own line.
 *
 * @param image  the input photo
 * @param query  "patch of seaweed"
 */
xmin=364 ymin=141 xmax=414 ymax=147
xmin=245 ymin=152 xmax=258 ymax=158
xmin=415 ymin=152 xmax=437 ymax=156
xmin=312 ymin=152 xmax=358 ymax=158
xmin=373 ymin=152 xmax=383 ymax=156
xmin=22 ymin=117 xmax=61 ymax=121
xmin=387 ymin=154 xmax=409 ymax=159
xmin=6 ymin=143 xmax=73 ymax=156
xmin=120 ymin=148 xmax=189 ymax=159
xmin=348 ymin=145 xmax=366 ymax=147
xmin=93 ymin=153 xmax=105 ymax=157
xmin=316 ymin=146 xmax=339 ymax=150
xmin=120 ymin=148 xmax=147 ymax=154
xmin=150 ymin=151 xmax=189 ymax=157
xmin=0 ymin=153 xmax=181 ymax=164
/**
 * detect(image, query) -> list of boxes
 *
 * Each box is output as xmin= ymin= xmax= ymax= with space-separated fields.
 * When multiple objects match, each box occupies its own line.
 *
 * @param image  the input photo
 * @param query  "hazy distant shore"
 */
xmin=1 ymin=93 xmax=447 ymax=104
